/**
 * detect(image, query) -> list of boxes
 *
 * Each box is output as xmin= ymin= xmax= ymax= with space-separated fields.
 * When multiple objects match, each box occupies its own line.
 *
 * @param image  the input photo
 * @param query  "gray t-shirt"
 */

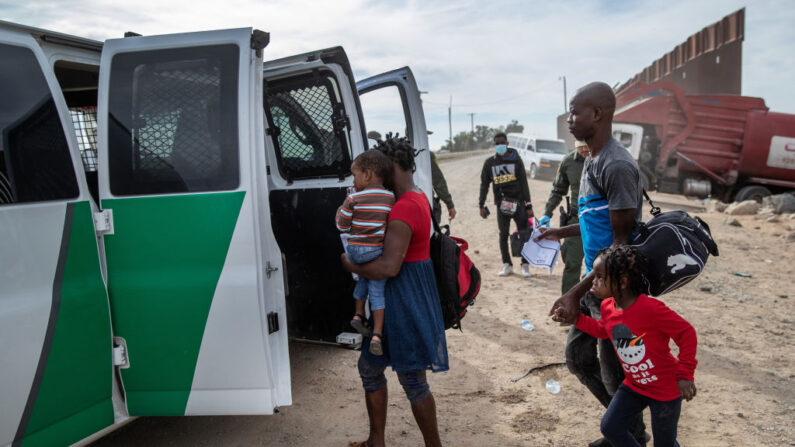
xmin=577 ymin=137 xmax=643 ymax=270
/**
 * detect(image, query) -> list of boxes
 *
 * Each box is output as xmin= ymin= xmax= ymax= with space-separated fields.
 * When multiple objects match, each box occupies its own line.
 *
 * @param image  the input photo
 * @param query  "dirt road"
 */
xmin=93 ymin=153 xmax=795 ymax=446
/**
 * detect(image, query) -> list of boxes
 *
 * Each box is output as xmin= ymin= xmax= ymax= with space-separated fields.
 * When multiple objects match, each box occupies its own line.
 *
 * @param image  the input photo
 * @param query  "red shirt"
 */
xmin=575 ymin=294 xmax=698 ymax=401
xmin=388 ymin=191 xmax=431 ymax=262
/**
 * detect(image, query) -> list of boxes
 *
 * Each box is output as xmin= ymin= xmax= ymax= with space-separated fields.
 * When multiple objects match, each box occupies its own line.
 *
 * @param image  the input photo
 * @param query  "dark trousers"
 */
xmin=602 ymin=384 xmax=682 ymax=447
xmin=497 ymin=210 xmax=529 ymax=265
xmin=559 ymin=214 xmax=584 ymax=294
xmin=567 ymin=293 xmax=646 ymax=440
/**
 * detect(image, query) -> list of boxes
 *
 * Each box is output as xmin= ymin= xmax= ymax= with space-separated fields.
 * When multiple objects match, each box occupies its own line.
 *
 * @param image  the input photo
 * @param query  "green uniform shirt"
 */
xmin=543 ymin=150 xmax=585 ymax=218
xmin=430 ymin=152 xmax=454 ymax=209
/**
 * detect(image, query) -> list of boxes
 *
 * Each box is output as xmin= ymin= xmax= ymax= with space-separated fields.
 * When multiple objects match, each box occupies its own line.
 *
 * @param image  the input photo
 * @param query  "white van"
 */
xmin=0 ymin=20 xmax=432 ymax=447
xmin=506 ymin=133 xmax=569 ymax=179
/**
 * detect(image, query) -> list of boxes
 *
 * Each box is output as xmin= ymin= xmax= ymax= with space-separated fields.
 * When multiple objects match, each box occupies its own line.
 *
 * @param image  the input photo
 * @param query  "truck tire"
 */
xmin=734 ymin=185 xmax=771 ymax=203
xmin=528 ymin=163 xmax=537 ymax=179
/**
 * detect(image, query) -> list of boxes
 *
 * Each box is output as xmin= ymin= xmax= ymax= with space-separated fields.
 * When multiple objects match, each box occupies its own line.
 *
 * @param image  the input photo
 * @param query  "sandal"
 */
xmin=350 ymin=313 xmax=371 ymax=337
xmin=369 ymin=333 xmax=384 ymax=356
xmin=348 ymin=441 xmax=369 ymax=447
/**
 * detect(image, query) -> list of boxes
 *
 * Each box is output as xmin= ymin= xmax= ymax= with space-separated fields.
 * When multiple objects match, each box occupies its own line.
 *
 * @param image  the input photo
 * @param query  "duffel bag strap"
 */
xmin=643 ymin=189 xmax=661 ymax=217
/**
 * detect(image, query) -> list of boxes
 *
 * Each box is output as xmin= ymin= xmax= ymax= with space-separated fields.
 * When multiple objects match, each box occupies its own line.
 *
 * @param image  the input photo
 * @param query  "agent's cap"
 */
xmin=574 ymin=140 xmax=588 ymax=148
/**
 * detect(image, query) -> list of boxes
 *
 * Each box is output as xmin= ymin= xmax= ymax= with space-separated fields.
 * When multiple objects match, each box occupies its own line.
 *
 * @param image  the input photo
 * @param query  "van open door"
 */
xmin=357 ymin=67 xmax=433 ymax=204
xmin=96 ymin=28 xmax=290 ymax=416
xmin=0 ymin=23 xmax=114 ymax=446
xmin=260 ymin=48 xmax=370 ymax=343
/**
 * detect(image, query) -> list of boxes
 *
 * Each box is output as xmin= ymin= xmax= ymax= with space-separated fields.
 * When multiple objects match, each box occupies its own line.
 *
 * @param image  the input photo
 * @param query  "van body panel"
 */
xmin=96 ymin=28 xmax=289 ymax=415
xmin=18 ymin=201 xmax=114 ymax=447
xmin=0 ymin=25 xmax=113 ymax=447
xmin=356 ymin=67 xmax=433 ymax=205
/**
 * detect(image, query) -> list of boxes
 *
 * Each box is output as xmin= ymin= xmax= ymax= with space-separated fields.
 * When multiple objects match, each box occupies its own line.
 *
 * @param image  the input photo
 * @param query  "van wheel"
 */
xmin=528 ymin=164 xmax=537 ymax=179
xmin=734 ymin=185 xmax=771 ymax=203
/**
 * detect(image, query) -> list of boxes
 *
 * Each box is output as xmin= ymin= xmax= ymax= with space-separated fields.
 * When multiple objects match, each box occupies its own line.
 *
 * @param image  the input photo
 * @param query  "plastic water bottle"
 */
xmin=520 ymin=320 xmax=534 ymax=331
xmin=545 ymin=379 xmax=561 ymax=394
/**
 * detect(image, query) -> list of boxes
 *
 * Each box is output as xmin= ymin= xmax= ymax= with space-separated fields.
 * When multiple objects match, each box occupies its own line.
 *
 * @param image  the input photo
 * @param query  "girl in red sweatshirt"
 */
xmin=554 ymin=245 xmax=697 ymax=447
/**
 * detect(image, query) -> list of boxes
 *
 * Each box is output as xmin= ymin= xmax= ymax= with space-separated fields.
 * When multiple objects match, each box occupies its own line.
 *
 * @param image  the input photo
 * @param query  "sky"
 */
xmin=2 ymin=0 xmax=794 ymax=151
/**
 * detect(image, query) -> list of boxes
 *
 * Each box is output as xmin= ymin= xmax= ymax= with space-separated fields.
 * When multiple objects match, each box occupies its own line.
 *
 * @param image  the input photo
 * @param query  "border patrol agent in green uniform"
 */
xmin=430 ymin=151 xmax=456 ymax=223
xmin=539 ymin=140 xmax=589 ymax=293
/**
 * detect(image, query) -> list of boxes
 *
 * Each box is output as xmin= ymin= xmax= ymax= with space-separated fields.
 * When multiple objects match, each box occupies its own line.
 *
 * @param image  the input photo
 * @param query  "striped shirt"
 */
xmin=336 ymin=187 xmax=396 ymax=247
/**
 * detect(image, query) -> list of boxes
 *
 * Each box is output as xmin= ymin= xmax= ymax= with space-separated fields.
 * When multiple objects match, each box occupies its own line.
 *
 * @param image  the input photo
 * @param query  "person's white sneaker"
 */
xmin=498 ymin=263 xmax=512 ymax=276
xmin=521 ymin=264 xmax=532 ymax=278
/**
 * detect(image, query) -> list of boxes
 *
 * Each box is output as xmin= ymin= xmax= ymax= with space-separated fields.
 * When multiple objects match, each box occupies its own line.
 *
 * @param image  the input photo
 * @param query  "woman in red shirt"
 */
xmin=554 ymin=245 xmax=697 ymax=447
xmin=342 ymin=136 xmax=448 ymax=447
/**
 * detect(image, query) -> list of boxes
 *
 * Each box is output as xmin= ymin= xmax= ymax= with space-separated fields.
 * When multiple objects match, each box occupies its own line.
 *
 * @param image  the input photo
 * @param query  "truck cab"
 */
xmin=0 ymin=21 xmax=433 ymax=447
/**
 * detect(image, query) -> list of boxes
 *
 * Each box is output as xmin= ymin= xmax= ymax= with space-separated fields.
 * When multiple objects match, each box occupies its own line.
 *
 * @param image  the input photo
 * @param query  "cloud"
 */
xmin=2 ymin=0 xmax=793 ymax=150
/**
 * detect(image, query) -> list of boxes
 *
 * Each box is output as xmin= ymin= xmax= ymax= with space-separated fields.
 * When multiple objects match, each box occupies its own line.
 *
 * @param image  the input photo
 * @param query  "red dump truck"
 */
xmin=612 ymin=81 xmax=795 ymax=202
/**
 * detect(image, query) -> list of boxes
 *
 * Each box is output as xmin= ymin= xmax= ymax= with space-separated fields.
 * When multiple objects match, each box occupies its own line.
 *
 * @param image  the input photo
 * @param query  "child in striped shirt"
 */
xmin=336 ymin=150 xmax=395 ymax=356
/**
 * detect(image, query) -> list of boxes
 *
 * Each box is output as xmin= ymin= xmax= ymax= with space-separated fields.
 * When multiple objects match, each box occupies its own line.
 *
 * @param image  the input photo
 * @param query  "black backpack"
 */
xmin=429 ymin=217 xmax=481 ymax=330
xmin=632 ymin=192 xmax=720 ymax=296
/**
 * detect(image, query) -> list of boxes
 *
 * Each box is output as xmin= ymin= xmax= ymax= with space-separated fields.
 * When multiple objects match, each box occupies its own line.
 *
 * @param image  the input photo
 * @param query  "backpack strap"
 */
xmin=588 ymin=165 xmax=660 ymax=218
xmin=429 ymin=200 xmax=450 ymax=236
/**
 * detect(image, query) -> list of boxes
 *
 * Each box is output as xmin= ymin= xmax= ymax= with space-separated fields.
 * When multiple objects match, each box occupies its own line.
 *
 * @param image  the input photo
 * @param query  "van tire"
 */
xmin=528 ymin=164 xmax=537 ymax=179
xmin=734 ymin=185 xmax=771 ymax=203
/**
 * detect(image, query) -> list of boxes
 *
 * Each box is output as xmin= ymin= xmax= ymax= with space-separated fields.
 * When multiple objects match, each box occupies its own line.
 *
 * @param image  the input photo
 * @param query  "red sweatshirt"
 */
xmin=575 ymin=294 xmax=697 ymax=401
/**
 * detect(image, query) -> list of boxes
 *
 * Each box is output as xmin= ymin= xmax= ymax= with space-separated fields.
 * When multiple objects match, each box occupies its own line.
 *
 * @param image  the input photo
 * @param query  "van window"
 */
xmin=264 ymin=70 xmax=352 ymax=181
xmin=613 ymin=131 xmax=634 ymax=149
xmin=508 ymin=135 xmax=519 ymax=149
xmin=358 ymin=84 xmax=410 ymax=146
xmin=69 ymin=107 xmax=98 ymax=172
xmin=0 ymin=44 xmax=78 ymax=205
xmin=107 ymin=44 xmax=240 ymax=195
xmin=536 ymin=139 xmax=568 ymax=155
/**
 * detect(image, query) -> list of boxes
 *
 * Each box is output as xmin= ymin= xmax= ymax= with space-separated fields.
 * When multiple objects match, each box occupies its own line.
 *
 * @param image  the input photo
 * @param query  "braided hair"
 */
xmin=596 ymin=245 xmax=649 ymax=297
xmin=371 ymin=132 xmax=424 ymax=173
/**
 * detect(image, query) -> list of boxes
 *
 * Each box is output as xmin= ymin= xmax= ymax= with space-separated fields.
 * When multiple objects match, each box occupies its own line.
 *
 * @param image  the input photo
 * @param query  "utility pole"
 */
xmin=468 ymin=112 xmax=475 ymax=133
xmin=448 ymin=95 xmax=453 ymax=151
xmin=559 ymin=75 xmax=567 ymax=112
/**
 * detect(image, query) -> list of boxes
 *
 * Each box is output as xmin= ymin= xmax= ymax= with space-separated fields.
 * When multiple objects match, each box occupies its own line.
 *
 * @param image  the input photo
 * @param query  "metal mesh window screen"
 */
xmin=107 ymin=44 xmax=239 ymax=195
xmin=265 ymin=71 xmax=351 ymax=180
xmin=134 ymin=65 xmax=223 ymax=178
xmin=69 ymin=106 xmax=98 ymax=172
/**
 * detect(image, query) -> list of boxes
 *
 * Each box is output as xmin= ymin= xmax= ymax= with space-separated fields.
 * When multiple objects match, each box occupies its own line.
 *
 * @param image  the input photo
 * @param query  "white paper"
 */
xmin=521 ymin=227 xmax=561 ymax=272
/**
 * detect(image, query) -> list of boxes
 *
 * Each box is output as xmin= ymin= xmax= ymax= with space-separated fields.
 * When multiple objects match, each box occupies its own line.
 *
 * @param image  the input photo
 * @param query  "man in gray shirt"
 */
xmin=536 ymin=82 xmax=647 ymax=446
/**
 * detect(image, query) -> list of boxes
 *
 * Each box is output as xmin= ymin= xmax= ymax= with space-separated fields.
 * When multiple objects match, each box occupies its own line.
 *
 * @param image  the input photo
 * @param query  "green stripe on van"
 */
xmin=21 ymin=201 xmax=113 ymax=447
xmin=103 ymin=192 xmax=245 ymax=415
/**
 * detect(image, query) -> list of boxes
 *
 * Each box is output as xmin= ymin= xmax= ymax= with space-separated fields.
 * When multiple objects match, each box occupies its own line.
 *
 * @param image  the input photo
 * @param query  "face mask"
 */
xmin=495 ymin=144 xmax=507 ymax=155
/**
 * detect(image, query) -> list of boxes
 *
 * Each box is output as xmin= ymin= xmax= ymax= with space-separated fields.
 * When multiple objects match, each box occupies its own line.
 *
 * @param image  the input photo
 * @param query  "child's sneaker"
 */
xmin=369 ymin=333 xmax=384 ymax=356
xmin=350 ymin=313 xmax=371 ymax=337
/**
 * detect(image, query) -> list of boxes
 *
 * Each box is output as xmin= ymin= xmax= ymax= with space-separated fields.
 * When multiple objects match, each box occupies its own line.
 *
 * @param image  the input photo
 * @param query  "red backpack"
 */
xmin=430 ymin=219 xmax=481 ymax=330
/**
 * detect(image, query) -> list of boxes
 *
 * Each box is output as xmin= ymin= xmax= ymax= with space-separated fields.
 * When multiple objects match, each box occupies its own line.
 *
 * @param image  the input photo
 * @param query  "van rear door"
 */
xmin=97 ymin=28 xmax=290 ymax=416
xmin=260 ymin=48 xmax=370 ymax=342
xmin=0 ymin=24 xmax=114 ymax=446
xmin=357 ymin=67 xmax=432 ymax=204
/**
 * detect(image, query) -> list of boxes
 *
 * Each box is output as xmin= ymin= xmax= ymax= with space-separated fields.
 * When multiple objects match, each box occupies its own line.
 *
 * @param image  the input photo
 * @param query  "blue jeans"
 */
xmin=346 ymin=244 xmax=386 ymax=311
xmin=358 ymin=353 xmax=430 ymax=403
xmin=602 ymin=384 xmax=682 ymax=447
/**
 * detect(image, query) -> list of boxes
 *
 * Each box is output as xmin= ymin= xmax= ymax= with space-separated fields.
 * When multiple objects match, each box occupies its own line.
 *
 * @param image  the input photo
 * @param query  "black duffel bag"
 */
xmin=632 ymin=192 xmax=719 ymax=296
